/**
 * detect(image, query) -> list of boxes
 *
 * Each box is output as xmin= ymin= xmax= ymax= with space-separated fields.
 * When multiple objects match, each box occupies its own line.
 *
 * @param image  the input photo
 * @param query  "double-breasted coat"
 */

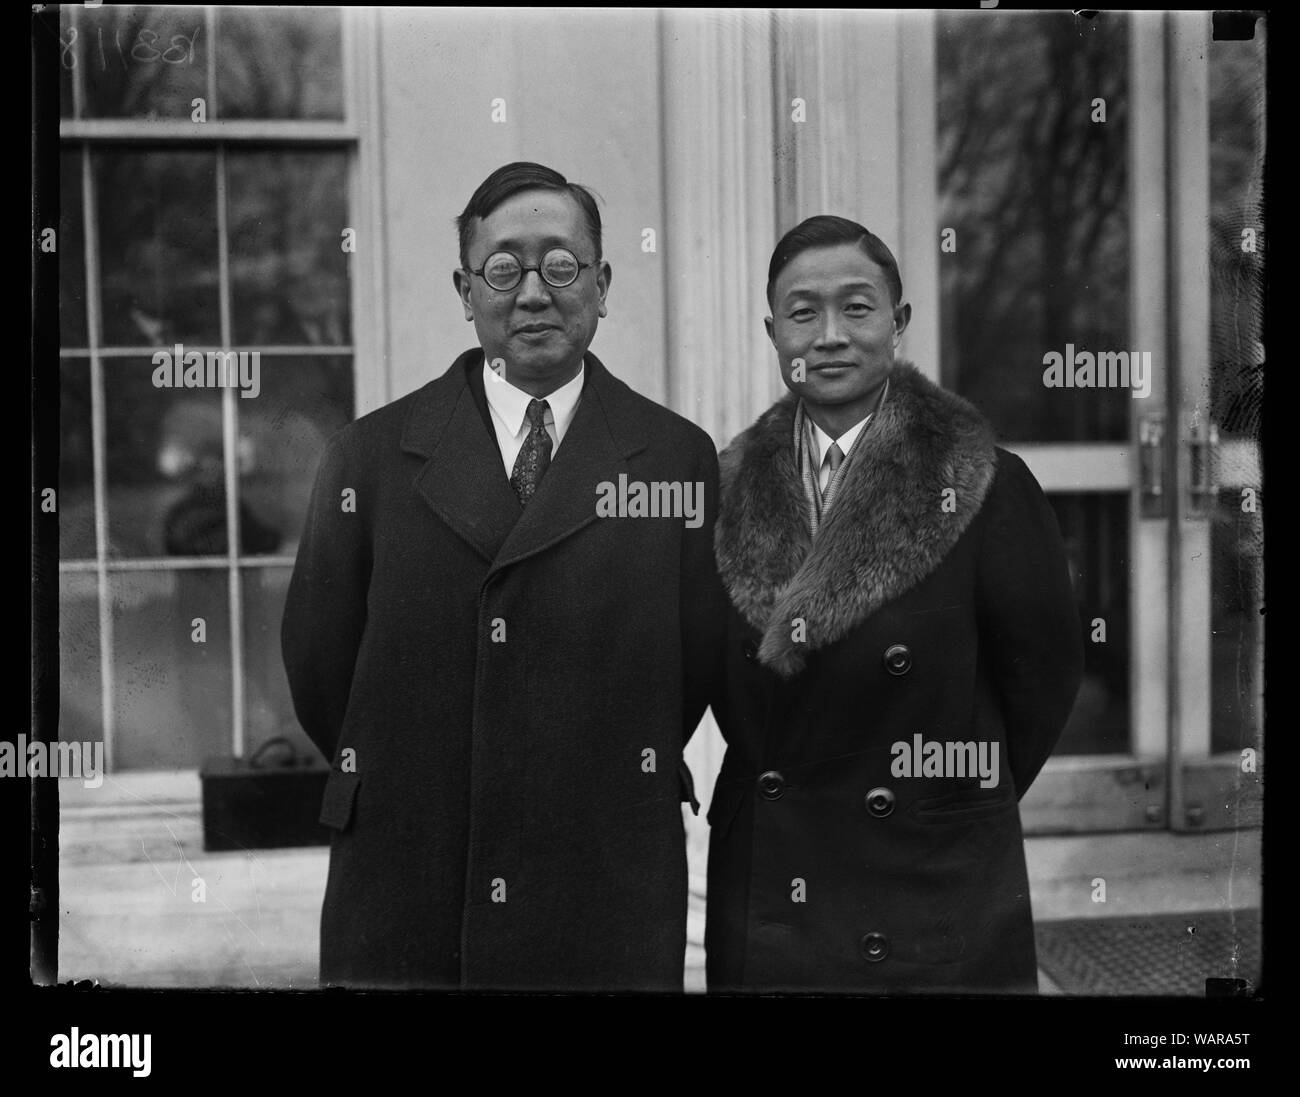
xmin=281 ymin=348 xmax=724 ymax=991
xmin=706 ymin=363 xmax=1083 ymax=993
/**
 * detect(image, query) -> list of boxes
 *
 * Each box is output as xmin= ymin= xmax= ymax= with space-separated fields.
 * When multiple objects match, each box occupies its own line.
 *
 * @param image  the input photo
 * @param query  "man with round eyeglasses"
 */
xmin=283 ymin=161 xmax=727 ymax=991
xmin=470 ymin=246 xmax=594 ymax=293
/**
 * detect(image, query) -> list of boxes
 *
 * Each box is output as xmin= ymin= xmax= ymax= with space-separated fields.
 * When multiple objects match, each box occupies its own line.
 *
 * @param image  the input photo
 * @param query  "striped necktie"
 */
xmin=820 ymin=442 xmax=846 ymax=511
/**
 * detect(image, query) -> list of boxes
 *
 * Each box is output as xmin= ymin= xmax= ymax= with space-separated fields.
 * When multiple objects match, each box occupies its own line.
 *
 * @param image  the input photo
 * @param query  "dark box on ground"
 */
xmin=200 ymin=739 xmax=331 ymax=851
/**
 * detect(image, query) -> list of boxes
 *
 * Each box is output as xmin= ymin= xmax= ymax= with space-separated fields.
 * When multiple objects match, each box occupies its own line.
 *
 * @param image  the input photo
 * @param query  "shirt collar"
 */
xmin=482 ymin=358 xmax=586 ymax=440
xmin=805 ymin=376 xmax=890 ymax=466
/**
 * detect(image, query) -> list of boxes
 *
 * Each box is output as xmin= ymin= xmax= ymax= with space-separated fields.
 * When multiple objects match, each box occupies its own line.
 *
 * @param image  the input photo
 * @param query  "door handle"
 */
xmin=1187 ymin=419 xmax=1220 ymax=520
xmin=1139 ymin=412 xmax=1166 ymax=518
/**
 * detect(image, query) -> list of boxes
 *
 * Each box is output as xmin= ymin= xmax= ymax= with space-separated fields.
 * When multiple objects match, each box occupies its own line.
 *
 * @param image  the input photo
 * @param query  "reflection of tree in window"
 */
xmin=79 ymin=6 xmax=207 ymax=120
xmin=228 ymin=152 xmax=352 ymax=347
xmin=937 ymin=11 xmax=1129 ymax=444
xmin=216 ymin=8 xmax=344 ymax=121
xmin=1209 ymin=32 xmax=1264 ymax=444
xmin=73 ymin=5 xmax=343 ymax=122
xmin=1208 ymin=28 xmax=1264 ymax=756
xmin=95 ymin=152 xmax=220 ymax=346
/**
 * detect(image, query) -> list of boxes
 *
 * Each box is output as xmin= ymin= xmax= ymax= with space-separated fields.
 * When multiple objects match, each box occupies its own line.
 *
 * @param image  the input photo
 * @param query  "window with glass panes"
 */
xmin=936 ymin=10 xmax=1131 ymax=758
xmin=59 ymin=6 xmax=356 ymax=771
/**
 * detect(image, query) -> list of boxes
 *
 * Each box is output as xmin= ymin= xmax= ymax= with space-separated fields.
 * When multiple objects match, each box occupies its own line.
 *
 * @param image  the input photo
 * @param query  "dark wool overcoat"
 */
xmin=706 ymin=363 xmax=1083 ymax=994
xmin=282 ymin=348 xmax=723 ymax=991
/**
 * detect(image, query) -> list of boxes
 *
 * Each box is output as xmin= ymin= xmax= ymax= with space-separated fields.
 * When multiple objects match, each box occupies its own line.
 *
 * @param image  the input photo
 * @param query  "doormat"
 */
xmin=1035 ymin=910 xmax=1261 ymax=996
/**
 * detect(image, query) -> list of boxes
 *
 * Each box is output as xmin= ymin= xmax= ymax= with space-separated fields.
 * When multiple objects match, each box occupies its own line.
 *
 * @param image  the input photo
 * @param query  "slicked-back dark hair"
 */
xmin=457 ymin=162 xmax=603 ymax=270
xmin=766 ymin=215 xmax=902 ymax=308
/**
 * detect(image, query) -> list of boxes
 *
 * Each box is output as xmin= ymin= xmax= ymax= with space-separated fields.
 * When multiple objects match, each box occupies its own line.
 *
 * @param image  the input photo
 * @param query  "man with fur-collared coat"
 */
xmin=705 ymin=217 xmax=1083 ymax=994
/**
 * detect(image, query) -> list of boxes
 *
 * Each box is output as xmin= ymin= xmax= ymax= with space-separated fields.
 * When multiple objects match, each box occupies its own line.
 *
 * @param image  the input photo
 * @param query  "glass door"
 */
xmin=936 ymin=10 xmax=1167 ymax=832
xmin=936 ymin=10 xmax=1265 ymax=835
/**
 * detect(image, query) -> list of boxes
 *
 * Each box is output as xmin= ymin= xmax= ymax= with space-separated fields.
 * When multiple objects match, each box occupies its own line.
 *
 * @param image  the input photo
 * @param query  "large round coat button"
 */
xmin=757 ymin=770 xmax=786 ymax=800
xmin=861 ymin=932 xmax=890 ymax=962
xmin=864 ymin=787 xmax=896 ymax=818
xmin=883 ymin=643 xmax=912 ymax=675
xmin=742 ymin=639 xmax=758 ymax=661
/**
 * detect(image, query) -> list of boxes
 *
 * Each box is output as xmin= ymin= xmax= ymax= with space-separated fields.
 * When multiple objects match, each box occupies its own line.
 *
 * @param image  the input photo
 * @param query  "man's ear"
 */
xmin=764 ymin=315 xmax=775 ymax=345
xmin=453 ymin=269 xmax=474 ymax=321
xmin=596 ymin=260 xmax=613 ymax=319
xmin=892 ymin=301 xmax=912 ymax=347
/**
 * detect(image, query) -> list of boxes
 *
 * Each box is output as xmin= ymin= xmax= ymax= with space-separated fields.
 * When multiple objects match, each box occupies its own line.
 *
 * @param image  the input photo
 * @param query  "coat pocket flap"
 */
xmin=678 ymin=759 xmax=700 ymax=816
xmin=911 ymin=786 xmax=1013 ymax=822
xmin=318 ymin=769 xmax=361 ymax=830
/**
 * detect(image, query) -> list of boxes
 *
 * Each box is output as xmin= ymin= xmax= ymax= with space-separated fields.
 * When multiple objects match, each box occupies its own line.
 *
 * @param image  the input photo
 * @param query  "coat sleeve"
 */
xmin=975 ymin=450 xmax=1083 ymax=798
xmin=679 ymin=432 xmax=728 ymax=745
xmin=280 ymin=429 xmax=372 ymax=764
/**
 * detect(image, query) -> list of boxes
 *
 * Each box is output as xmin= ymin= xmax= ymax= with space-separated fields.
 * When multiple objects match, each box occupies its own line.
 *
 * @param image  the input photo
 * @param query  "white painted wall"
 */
xmin=375 ymin=8 xmax=668 ymax=406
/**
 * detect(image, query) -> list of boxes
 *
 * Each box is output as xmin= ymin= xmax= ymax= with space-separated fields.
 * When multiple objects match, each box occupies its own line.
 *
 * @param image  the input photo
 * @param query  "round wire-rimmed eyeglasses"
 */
xmin=465 ymin=246 xmax=597 ymax=292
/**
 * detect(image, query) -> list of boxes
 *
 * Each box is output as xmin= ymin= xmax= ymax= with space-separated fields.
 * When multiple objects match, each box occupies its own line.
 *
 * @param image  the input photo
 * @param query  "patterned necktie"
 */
xmin=820 ymin=442 xmax=845 ymax=511
xmin=510 ymin=398 xmax=552 ymax=505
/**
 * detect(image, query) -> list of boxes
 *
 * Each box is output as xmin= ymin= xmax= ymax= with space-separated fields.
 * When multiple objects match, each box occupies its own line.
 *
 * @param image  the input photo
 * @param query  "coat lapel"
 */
xmin=402 ymin=350 xmax=522 ymax=563
xmin=714 ymin=362 xmax=998 ymax=678
xmin=401 ymin=348 xmax=648 ymax=571
xmin=491 ymin=352 xmax=645 ymax=575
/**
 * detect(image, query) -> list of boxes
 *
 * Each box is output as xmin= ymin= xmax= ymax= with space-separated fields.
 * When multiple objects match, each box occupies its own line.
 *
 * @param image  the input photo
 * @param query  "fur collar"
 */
xmin=714 ymin=362 xmax=997 ymax=677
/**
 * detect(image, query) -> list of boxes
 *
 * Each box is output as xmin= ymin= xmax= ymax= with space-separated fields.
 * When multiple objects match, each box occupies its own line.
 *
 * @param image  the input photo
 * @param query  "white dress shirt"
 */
xmin=806 ymin=378 xmax=890 ymax=492
xmin=482 ymin=360 xmax=585 ymax=477
xmin=808 ymin=414 xmax=872 ymax=493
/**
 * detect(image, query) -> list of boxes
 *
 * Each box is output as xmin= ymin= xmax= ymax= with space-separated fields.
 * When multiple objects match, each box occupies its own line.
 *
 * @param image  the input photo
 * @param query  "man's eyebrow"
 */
xmin=483 ymin=235 xmax=577 ymax=252
xmin=781 ymin=279 xmax=882 ymax=300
